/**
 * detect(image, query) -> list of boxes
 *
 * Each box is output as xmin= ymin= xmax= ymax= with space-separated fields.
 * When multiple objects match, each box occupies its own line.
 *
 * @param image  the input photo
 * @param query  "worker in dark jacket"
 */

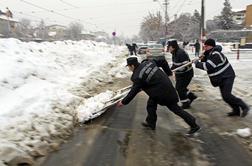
xmin=143 ymin=55 xmax=172 ymax=130
xmin=194 ymin=38 xmax=250 ymax=117
xmin=117 ymin=56 xmax=200 ymax=135
xmin=167 ymin=40 xmax=197 ymax=109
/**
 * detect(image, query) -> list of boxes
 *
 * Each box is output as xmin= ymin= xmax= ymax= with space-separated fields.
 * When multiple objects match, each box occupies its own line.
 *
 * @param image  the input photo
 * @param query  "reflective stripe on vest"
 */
xmin=208 ymin=63 xmax=230 ymax=77
xmin=139 ymin=62 xmax=153 ymax=79
xmin=146 ymin=66 xmax=158 ymax=82
xmin=172 ymin=60 xmax=189 ymax=66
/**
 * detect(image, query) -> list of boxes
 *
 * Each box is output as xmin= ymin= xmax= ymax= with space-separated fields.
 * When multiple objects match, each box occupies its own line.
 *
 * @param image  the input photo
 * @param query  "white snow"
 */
xmin=0 ymin=38 xmax=130 ymax=164
xmin=1 ymin=38 xmax=252 ymax=164
xmin=236 ymin=128 xmax=251 ymax=138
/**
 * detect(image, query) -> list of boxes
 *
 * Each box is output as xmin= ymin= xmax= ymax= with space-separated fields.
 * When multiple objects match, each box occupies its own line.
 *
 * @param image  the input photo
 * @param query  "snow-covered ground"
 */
xmin=0 ymin=38 xmax=130 ymax=165
xmin=0 ymin=39 xmax=251 ymax=166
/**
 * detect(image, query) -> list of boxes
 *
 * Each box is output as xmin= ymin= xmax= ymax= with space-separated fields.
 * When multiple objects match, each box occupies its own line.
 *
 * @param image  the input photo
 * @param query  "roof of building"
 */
xmin=0 ymin=15 xmax=18 ymax=22
xmin=46 ymin=24 xmax=67 ymax=28
xmin=232 ymin=9 xmax=246 ymax=13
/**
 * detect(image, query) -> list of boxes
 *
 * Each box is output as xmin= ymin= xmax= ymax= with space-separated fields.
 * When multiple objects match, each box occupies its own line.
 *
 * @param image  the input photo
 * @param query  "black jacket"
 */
xmin=122 ymin=58 xmax=178 ymax=106
xmin=195 ymin=46 xmax=235 ymax=87
xmin=171 ymin=48 xmax=193 ymax=76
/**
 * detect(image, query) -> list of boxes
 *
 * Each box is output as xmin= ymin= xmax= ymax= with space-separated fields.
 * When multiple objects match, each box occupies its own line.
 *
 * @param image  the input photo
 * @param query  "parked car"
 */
xmin=146 ymin=44 xmax=165 ymax=58
xmin=137 ymin=44 xmax=148 ymax=54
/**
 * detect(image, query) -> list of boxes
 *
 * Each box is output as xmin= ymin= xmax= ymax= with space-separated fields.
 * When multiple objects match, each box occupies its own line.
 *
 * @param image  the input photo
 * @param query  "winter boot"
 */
xmin=188 ymin=92 xmax=197 ymax=104
xmin=141 ymin=122 xmax=156 ymax=130
xmin=241 ymin=105 xmax=250 ymax=117
xmin=181 ymin=101 xmax=191 ymax=109
xmin=227 ymin=111 xmax=240 ymax=117
xmin=186 ymin=125 xmax=201 ymax=136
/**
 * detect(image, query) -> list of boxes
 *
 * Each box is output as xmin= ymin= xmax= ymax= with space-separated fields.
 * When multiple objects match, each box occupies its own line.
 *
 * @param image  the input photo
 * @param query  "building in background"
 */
xmin=0 ymin=15 xmax=18 ymax=37
xmin=245 ymin=4 xmax=252 ymax=28
xmin=46 ymin=24 xmax=67 ymax=40
xmin=245 ymin=4 xmax=252 ymax=42
xmin=232 ymin=9 xmax=246 ymax=25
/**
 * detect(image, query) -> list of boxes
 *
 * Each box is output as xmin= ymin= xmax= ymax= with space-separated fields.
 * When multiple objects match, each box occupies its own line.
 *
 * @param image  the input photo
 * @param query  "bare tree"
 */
xmin=36 ymin=20 xmax=47 ymax=39
xmin=139 ymin=12 xmax=164 ymax=42
xmin=67 ymin=22 xmax=84 ymax=40
xmin=15 ymin=18 xmax=32 ymax=38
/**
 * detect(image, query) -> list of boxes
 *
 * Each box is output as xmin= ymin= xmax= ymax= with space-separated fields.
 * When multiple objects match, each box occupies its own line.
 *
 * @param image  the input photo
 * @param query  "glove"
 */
xmin=193 ymin=59 xmax=199 ymax=65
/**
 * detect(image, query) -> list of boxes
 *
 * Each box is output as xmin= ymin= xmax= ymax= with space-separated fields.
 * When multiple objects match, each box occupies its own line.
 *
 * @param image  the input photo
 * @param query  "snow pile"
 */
xmin=0 ymin=38 xmax=129 ymax=165
xmin=236 ymin=128 xmax=251 ymax=138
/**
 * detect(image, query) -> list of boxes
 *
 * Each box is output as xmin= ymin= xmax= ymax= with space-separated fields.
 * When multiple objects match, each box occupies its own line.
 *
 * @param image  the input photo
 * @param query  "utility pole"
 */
xmin=200 ymin=0 xmax=205 ymax=53
xmin=163 ymin=0 xmax=169 ymax=37
xmin=153 ymin=0 xmax=169 ymax=37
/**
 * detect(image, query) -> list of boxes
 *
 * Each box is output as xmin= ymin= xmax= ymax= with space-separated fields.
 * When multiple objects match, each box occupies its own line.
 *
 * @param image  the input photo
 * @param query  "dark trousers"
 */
xmin=146 ymin=98 xmax=157 ymax=128
xmin=145 ymin=98 xmax=197 ymax=128
xmin=133 ymin=49 xmax=137 ymax=55
xmin=166 ymin=103 xmax=197 ymax=128
xmin=175 ymin=70 xmax=195 ymax=103
xmin=219 ymin=77 xmax=248 ymax=112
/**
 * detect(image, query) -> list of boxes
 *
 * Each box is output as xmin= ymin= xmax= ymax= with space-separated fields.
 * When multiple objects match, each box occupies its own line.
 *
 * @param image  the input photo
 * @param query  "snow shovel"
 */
xmin=104 ymin=85 xmax=132 ymax=106
xmin=90 ymin=86 xmax=132 ymax=117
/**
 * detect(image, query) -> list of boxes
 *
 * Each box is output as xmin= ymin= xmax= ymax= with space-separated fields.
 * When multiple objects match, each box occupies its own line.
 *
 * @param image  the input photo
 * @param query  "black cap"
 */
xmin=126 ymin=57 xmax=139 ymax=66
xmin=167 ymin=40 xmax=179 ymax=49
xmin=204 ymin=38 xmax=216 ymax=47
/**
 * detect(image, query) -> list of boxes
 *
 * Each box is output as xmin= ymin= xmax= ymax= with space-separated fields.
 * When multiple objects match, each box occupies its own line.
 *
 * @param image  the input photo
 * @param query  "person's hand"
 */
xmin=192 ymin=58 xmax=199 ymax=64
xmin=169 ymin=73 xmax=175 ymax=80
xmin=117 ymin=101 xmax=124 ymax=107
xmin=193 ymin=59 xmax=199 ymax=65
xmin=199 ymin=54 xmax=204 ymax=60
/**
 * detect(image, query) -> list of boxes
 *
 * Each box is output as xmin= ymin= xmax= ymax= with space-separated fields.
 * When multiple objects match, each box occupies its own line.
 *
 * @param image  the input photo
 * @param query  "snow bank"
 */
xmin=0 ymin=38 xmax=129 ymax=165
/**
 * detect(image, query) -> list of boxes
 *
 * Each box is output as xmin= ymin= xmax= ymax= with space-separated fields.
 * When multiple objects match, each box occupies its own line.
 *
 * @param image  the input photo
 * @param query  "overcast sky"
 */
xmin=0 ymin=0 xmax=251 ymax=37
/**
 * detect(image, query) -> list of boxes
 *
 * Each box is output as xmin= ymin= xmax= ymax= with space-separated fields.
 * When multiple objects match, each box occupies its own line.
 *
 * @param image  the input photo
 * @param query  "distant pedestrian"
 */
xmin=194 ymin=40 xmax=200 ymax=57
xmin=117 ymin=56 xmax=200 ymax=136
xmin=126 ymin=43 xmax=133 ymax=55
xmin=182 ymin=41 xmax=189 ymax=48
xmin=194 ymin=38 xmax=250 ymax=117
xmin=132 ymin=43 xmax=138 ymax=55
xmin=167 ymin=40 xmax=197 ymax=109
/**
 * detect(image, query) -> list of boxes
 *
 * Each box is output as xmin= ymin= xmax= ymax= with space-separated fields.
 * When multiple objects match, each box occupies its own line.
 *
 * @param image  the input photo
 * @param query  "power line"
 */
xmin=18 ymin=0 xmax=102 ymax=31
xmin=168 ymin=0 xmax=201 ymax=19
xmin=19 ymin=0 xmax=80 ymax=21
xmin=174 ymin=0 xmax=188 ymax=15
xmin=59 ymin=0 xmax=79 ymax=9
xmin=16 ymin=0 xmax=156 ymax=14
xmin=15 ymin=11 xmax=64 ymax=25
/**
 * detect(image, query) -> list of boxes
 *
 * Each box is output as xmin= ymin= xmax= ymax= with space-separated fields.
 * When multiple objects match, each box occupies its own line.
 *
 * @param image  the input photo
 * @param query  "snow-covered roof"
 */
xmin=46 ymin=24 xmax=67 ymax=29
xmin=0 ymin=15 xmax=18 ymax=22
xmin=81 ymin=30 xmax=93 ymax=35
xmin=232 ymin=9 xmax=246 ymax=13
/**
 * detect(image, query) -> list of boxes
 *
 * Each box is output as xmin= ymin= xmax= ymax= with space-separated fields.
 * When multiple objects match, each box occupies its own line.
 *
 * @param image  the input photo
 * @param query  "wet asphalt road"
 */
xmin=41 ymin=90 xmax=252 ymax=166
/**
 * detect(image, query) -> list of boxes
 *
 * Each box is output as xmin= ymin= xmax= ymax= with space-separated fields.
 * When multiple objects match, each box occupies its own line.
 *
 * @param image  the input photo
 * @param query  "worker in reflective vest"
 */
xmin=194 ymin=38 xmax=250 ymax=117
xmin=168 ymin=40 xmax=197 ymax=109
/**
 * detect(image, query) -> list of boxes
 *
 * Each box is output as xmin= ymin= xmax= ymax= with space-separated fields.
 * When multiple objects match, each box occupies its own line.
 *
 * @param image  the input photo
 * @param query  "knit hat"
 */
xmin=204 ymin=38 xmax=216 ymax=47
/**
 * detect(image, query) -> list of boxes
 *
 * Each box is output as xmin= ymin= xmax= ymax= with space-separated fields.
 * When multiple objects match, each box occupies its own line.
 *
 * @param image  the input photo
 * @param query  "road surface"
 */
xmin=40 ymin=79 xmax=252 ymax=166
